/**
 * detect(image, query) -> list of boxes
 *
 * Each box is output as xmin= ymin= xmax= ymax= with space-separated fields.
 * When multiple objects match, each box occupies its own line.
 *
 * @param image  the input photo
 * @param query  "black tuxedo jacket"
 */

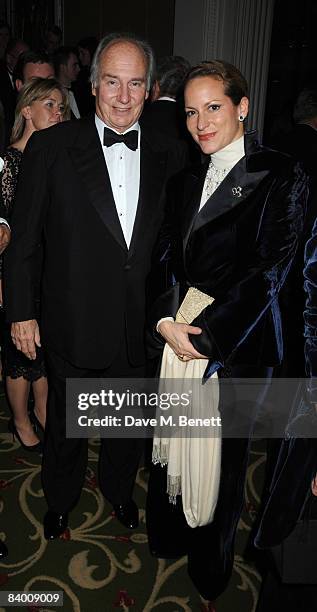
xmin=4 ymin=115 xmax=186 ymax=368
xmin=141 ymin=99 xmax=185 ymax=140
xmin=141 ymin=100 xmax=200 ymax=165
xmin=150 ymin=131 xmax=308 ymax=372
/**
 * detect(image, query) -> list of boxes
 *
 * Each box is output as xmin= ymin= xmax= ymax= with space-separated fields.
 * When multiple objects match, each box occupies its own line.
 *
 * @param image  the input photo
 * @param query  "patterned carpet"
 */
xmin=0 ymin=387 xmax=265 ymax=612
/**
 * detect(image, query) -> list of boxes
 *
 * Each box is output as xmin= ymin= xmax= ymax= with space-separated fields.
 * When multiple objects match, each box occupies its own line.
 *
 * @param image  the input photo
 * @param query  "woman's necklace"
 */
xmin=204 ymin=160 xmax=229 ymax=198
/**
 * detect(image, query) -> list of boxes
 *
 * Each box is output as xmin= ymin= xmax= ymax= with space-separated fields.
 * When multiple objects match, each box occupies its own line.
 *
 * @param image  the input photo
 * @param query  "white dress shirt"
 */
xmin=95 ymin=114 xmax=141 ymax=247
xmin=68 ymin=89 xmax=80 ymax=119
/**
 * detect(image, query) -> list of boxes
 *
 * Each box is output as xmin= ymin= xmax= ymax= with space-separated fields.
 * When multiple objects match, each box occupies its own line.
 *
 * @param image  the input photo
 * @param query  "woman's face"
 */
xmin=25 ymin=89 xmax=64 ymax=131
xmin=184 ymin=76 xmax=248 ymax=155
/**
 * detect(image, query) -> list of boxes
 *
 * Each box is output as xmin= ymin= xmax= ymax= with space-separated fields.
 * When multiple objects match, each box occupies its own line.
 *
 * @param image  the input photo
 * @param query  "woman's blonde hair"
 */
xmin=11 ymin=76 xmax=70 ymax=143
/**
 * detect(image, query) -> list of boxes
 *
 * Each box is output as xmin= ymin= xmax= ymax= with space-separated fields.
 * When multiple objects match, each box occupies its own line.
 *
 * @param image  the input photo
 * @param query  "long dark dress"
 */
xmin=1 ymin=147 xmax=46 ymax=380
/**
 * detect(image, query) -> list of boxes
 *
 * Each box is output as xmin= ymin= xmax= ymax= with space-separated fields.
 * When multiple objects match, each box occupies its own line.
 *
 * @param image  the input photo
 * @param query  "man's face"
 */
xmin=66 ymin=53 xmax=80 ymax=83
xmin=93 ymin=41 xmax=149 ymax=132
xmin=6 ymin=40 xmax=29 ymax=71
xmin=46 ymin=32 xmax=60 ymax=54
xmin=16 ymin=62 xmax=55 ymax=91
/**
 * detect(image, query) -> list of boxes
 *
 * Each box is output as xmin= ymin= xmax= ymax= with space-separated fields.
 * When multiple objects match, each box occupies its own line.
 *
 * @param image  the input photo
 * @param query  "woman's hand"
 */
xmin=158 ymin=319 xmax=208 ymax=361
xmin=11 ymin=319 xmax=41 ymax=360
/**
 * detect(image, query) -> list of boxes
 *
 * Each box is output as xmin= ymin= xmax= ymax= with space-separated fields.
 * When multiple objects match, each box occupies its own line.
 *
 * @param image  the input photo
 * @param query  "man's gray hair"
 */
xmin=90 ymin=32 xmax=155 ymax=91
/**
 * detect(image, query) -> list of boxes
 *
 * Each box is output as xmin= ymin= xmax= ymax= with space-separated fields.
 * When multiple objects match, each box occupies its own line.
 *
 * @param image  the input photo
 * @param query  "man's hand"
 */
xmin=157 ymin=320 xmax=207 ymax=361
xmin=11 ymin=319 xmax=41 ymax=360
xmin=0 ymin=224 xmax=10 ymax=254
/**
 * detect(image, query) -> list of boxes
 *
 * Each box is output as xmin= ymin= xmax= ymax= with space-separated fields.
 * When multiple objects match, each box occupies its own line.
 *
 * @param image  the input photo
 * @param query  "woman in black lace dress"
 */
xmin=1 ymin=77 xmax=69 ymax=450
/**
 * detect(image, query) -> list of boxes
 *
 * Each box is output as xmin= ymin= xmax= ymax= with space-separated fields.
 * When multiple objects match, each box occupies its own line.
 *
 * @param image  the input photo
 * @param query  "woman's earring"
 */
xmin=239 ymin=115 xmax=244 ymax=122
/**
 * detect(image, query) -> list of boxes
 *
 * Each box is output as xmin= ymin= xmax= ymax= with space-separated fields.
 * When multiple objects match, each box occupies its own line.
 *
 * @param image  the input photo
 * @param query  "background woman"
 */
xmin=147 ymin=60 xmax=307 ymax=601
xmin=0 ymin=102 xmax=8 ymax=559
xmin=1 ymin=77 xmax=69 ymax=451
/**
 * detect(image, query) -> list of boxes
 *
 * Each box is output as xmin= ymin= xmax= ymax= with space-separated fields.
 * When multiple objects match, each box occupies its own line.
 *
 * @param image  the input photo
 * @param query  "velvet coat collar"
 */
xmin=181 ymin=131 xmax=274 ymax=250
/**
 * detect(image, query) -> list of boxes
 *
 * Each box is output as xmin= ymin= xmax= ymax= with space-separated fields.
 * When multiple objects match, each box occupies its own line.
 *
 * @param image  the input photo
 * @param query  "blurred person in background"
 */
xmin=0 ymin=38 xmax=29 ymax=143
xmin=54 ymin=46 xmax=81 ymax=118
xmin=0 ymin=110 xmax=9 ymax=559
xmin=255 ymin=216 xmax=317 ymax=612
xmin=14 ymin=50 xmax=55 ymax=91
xmin=42 ymin=25 xmax=62 ymax=56
xmin=0 ymin=21 xmax=10 ymax=60
xmin=142 ymin=54 xmax=190 ymax=139
xmin=73 ymin=36 xmax=98 ymax=115
xmin=1 ymin=77 xmax=69 ymax=452
xmin=274 ymin=88 xmax=317 ymax=380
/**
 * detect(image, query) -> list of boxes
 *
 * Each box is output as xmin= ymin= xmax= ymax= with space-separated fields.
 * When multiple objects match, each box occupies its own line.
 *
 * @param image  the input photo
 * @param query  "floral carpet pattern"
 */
xmin=0 ymin=391 xmax=265 ymax=612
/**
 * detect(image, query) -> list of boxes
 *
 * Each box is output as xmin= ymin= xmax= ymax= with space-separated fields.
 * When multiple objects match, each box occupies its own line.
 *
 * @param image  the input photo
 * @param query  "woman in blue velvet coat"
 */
xmin=146 ymin=60 xmax=308 ymax=601
xmin=254 ymin=213 xmax=317 ymax=612
xmin=255 ymin=217 xmax=317 ymax=553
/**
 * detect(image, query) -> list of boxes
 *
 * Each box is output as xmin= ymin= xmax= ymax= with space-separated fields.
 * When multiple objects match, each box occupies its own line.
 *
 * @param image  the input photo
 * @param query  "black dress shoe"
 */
xmin=43 ymin=511 xmax=68 ymax=540
xmin=0 ymin=540 xmax=8 ymax=558
xmin=113 ymin=500 xmax=139 ymax=529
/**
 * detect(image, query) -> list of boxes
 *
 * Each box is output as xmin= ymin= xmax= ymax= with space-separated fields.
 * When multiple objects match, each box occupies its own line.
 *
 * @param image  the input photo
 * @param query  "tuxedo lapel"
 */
xmin=128 ymin=132 xmax=168 ymax=258
xmin=68 ymin=116 xmax=127 ymax=251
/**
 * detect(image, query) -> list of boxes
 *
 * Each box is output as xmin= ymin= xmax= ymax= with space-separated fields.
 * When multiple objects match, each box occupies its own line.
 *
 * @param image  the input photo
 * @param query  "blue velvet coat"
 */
xmin=304 ymin=217 xmax=317 ymax=393
xmin=255 ymin=217 xmax=317 ymax=551
xmin=150 ymin=131 xmax=307 ymax=374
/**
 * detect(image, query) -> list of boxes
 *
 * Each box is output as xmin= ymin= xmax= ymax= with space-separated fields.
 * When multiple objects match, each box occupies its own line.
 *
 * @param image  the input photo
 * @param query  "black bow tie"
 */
xmin=103 ymin=127 xmax=138 ymax=151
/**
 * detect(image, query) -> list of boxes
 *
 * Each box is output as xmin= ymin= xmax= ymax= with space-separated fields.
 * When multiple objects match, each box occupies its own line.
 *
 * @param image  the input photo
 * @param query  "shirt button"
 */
xmin=119 ymin=184 xmax=122 ymax=188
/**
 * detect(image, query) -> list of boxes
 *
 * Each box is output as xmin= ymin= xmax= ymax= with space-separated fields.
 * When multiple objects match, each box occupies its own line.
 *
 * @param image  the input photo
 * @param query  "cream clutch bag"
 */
xmin=175 ymin=287 xmax=214 ymax=325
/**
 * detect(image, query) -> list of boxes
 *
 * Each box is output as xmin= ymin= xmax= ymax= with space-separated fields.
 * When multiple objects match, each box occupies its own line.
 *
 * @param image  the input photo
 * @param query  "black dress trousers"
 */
xmin=42 ymin=340 xmax=145 ymax=513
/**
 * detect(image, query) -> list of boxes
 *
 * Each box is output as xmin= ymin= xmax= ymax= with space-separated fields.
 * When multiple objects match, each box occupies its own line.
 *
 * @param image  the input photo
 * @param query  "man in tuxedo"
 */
xmin=141 ymin=55 xmax=190 ymax=140
xmin=141 ymin=55 xmax=199 ymax=165
xmin=54 ymin=46 xmax=81 ymax=118
xmin=4 ymin=33 xmax=185 ymax=539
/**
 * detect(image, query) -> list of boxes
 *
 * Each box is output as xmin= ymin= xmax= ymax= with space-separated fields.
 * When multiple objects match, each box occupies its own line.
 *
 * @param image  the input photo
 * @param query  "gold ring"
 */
xmin=178 ymin=354 xmax=185 ymax=361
